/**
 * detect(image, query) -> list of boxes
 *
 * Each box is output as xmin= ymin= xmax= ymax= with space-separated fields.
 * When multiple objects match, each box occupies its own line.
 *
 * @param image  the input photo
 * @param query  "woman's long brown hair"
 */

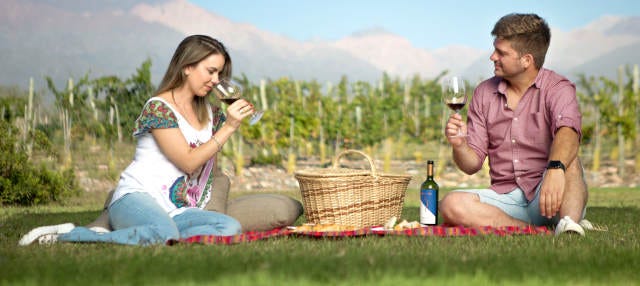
xmin=156 ymin=35 xmax=232 ymax=124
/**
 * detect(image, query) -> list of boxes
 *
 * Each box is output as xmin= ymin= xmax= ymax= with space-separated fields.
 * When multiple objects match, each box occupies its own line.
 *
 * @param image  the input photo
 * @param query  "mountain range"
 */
xmin=1 ymin=0 xmax=639 ymax=91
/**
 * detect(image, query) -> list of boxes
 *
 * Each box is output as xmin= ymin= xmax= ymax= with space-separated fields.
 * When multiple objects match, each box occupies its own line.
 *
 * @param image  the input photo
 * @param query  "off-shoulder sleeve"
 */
xmin=132 ymin=100 xmax=179 ymax=136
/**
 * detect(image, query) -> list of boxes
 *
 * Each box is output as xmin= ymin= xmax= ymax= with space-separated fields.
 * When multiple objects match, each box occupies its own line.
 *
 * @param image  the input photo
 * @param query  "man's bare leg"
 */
xmin=558 ymin=157 xmax=588 ymax=222
xmin=440 ymin=192 xmax=529 ymax=227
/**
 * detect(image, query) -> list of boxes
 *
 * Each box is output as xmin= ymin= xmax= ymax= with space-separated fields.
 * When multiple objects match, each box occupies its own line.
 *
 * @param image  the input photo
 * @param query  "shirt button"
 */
xmin=516 ymin=177 xmax=520 ymax=180
xmin=514 ymin=159 xmax=519 ymax=163
xmin=511 ymin=139 xmax=516 ymax=143
xmin=514 ymin=117 xmax=518 ymax=121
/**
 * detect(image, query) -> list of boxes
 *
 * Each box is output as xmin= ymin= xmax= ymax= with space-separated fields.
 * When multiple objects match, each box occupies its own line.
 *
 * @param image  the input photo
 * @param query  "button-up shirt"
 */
xmin=466 ymin=68 xmax=582 ymax=201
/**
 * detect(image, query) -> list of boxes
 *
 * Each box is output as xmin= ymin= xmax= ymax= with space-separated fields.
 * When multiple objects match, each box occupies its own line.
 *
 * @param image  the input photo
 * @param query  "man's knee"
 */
xmin=440 ymin=192 xmax=474 ymax=223
xmin=566 ymin=157 xmax=588 ymax=190
xmin=566 ymin=157 xmax=583 ymax=176
xmin=564 ymin=157 xmax=589 ymax=209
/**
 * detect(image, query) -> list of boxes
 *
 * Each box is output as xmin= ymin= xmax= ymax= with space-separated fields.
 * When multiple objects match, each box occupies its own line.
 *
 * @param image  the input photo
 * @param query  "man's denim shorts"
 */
xmin=452 ymin=184 xmax=571 ymax=226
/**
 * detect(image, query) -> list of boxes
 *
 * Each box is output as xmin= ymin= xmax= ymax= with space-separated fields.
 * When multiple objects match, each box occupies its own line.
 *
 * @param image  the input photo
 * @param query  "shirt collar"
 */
xmin=532 ymin=68 xmax=547 ymax=89
xmin=496 ymin=68 xmax=547 ymax=95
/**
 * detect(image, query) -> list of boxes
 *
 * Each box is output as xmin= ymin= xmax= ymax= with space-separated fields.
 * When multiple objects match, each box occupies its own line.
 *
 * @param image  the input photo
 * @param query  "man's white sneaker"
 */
xmin=579 ymin=219 xmax=594 ymax=230
xmin=579 ymin=219 xmax=608 ymax=231
xmin=555 ymin=216 xmax=585 ymax=236
xmin=18 ymin=223 xmax=75 ymax=246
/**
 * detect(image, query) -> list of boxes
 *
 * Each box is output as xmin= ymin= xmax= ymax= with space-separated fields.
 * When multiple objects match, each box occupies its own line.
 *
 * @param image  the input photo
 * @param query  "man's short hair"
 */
xmin=491 ymin=13 xmax=551 ymax=69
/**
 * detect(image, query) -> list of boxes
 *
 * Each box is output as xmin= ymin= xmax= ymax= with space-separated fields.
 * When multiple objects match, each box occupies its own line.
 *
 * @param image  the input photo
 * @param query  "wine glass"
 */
xmin=442 ymin=76 xmax=469 ymax=137
xmin=213 ymin=78 xmax=264 ymax=125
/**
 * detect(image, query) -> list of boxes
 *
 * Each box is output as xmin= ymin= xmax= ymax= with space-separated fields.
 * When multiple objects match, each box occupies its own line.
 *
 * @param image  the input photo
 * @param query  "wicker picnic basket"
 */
xmin=294 ymin=150 xmax=412 ymax=228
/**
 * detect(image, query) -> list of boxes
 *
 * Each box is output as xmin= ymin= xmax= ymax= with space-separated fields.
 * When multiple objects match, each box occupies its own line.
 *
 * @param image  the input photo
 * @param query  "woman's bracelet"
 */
xmin=212 ymin=136 xmax=223 ymax=152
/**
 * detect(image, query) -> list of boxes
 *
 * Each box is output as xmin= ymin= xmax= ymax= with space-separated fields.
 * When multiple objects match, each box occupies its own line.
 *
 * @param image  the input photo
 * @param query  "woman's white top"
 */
xmin=109 ymin=97 xmax=226 ymax=217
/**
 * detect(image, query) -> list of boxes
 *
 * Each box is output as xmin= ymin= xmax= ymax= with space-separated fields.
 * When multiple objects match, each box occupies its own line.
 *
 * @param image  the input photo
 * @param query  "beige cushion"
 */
xmin=226 ymin=194 xmax=303 ymax=232
xmin=85 ymin=189 xmax=114 ymax=230
xmin=85 ymin=208 xmax=111 ymax=230
xmin=206 ymin=168 xmax=229 ymax=214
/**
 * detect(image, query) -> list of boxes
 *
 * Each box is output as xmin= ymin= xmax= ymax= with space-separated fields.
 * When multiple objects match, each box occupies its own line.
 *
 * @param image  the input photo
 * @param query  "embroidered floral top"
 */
xmin=109 ymin=97 xmax=225 ymax=217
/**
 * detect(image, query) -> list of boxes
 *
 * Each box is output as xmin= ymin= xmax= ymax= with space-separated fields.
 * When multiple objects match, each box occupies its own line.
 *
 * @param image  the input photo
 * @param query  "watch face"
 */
xmin=548 ymin=161 xmax=565 ymax=170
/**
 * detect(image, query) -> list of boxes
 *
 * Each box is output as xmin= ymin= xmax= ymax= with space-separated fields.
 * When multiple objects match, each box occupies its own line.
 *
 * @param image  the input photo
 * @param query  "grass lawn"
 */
xmin=1 ymin=187 xmax=639 ymax=286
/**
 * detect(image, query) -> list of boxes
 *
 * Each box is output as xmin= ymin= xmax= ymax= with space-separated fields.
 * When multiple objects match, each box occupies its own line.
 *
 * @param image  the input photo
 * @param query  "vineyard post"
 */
xmin=287 ymin=115 xmax=296 ymax=174
xmin=633 ymin=64 xmax=639 ymax=173
xmin=384 ymin=137 xmax=392 ymax=173
xmin=24 ymin=77 xmax=35 ymax=158
xmin=616 ymin=66 xmax=625 ymax=177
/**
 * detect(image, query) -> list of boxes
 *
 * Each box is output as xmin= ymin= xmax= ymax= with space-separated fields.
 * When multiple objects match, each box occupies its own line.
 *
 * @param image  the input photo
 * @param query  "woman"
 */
xmin=20 ymin=35 xmax=255 ymax=245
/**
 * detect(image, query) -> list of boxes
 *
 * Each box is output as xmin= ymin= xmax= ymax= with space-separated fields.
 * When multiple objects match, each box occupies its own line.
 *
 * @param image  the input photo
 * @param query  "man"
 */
xmin=439 ymin=13 xmax=590 ymax=235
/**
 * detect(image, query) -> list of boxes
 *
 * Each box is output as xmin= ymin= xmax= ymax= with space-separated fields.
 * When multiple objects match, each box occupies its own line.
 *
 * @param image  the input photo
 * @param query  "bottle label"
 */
xmin=420 ymin=189 xmax=437 ymax=225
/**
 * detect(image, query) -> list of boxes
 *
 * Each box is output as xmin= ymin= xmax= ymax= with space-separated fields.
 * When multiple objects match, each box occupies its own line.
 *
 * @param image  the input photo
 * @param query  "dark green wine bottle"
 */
xmin=420 ymin=160 xmax=439 ymax=225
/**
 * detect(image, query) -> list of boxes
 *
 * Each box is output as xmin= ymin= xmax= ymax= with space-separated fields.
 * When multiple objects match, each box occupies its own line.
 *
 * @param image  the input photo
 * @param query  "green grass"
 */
xmin=1 ymin=188 xmax=639 ymax=286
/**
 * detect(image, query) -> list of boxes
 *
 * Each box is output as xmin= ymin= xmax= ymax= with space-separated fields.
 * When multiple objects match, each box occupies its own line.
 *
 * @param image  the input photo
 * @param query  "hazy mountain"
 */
xmin=130 ymin=0 xmax=381 ymax=84
xmin=463 ymin=16 xmax=640 ymax=83
xmin=0 ymin=0 xmax=380 ymax=90
xmin=0 ymin=0 xmax=183 ymax=89
xmin=567 ymin=17 xmax=640 ymax=79
xmin=1 ymin=0 xmax=639 ymax=91
xmin=331 ymin=28 xmax=442 ymax=79
xmin=570 ymin=41 xmax=640 ymax=79
xmin=546 ymin=17 xmax=640 ymax=77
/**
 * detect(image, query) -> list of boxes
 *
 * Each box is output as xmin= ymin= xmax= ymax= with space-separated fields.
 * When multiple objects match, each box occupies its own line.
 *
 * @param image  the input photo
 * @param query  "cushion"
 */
xmin=226 ymin=194 xmax=303 ymax=232
xmin=85 ymin=189 xmax=113 ymax=230
xmin=206 ymin=167 xmax=229 ymax=214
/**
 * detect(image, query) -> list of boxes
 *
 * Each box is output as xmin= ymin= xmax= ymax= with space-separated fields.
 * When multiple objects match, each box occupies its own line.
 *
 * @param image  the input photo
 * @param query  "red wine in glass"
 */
xmin=221 ymin=97 xmax=241 ymax=105
xmin=446 ymin=102 xmax=465 ymax=113
xmin=214 ymin=79 xmax=264 ymax=125
xmin=442 ymin=76 xmax=469 ymax=137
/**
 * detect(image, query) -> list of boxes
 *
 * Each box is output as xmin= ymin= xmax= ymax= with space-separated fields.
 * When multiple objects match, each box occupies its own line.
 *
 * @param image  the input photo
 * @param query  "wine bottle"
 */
xmin=420 ymin=160 xmax=439 ymax=225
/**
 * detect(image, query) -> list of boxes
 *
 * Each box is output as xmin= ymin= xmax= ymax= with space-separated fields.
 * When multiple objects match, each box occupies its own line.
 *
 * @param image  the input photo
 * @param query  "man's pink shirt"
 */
xmin=466 ymin=68 xmax=582 ymax=201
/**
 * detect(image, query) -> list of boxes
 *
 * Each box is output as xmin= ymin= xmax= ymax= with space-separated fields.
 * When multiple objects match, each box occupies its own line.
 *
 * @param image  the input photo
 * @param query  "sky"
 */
xmin=191 ymin=0 xmax=640 ymax=50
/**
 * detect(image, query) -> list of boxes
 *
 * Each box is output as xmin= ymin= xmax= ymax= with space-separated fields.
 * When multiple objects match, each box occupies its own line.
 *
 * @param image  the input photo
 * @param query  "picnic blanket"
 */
xmin=174 ymin=225 xmax=551 ymax=245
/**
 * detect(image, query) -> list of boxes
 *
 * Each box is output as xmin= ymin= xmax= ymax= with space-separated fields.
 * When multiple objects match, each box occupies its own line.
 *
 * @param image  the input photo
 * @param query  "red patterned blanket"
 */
xmin=174 ymin=225 xmax=551 ymax=245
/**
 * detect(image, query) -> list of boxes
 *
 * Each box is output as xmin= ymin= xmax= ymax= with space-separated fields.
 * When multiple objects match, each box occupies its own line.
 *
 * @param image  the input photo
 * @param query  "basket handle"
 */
xmin=332 ymin=149 xmax=378 ymax=177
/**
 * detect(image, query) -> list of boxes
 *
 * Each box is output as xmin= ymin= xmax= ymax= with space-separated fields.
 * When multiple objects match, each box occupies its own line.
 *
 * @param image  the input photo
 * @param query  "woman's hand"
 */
xmin=225 ymin=99 xmax=255 ymax=129
xmin=152 ymin=98 xmax=255 ymax=175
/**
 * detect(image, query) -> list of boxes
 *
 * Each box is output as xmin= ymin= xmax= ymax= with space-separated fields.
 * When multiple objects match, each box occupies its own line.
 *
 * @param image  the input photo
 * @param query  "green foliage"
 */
xmin=0 ymin=121 xmax=80 ymax=205
xmin=0 ymin=87 xmax=28 ymax=121
xmin=577 ymin=67 xmax=638 ymax=146
xmin=45 ymin=59 xmax=155 ymax=146
xmin=103 ymin=59 xmax=155 ymax=141
xmin=231 ymin=71 xmax=453 ymax=160
xmin=251 ymin=152 xmax=283 ymax=166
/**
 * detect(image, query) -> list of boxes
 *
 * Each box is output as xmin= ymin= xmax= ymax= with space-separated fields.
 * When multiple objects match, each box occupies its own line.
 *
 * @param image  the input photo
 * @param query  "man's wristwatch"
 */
xmin=547 ymin=160 xmax=566 ymax=172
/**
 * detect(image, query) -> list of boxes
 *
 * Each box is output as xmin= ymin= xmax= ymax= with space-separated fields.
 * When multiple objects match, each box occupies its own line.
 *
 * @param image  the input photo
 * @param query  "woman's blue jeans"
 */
xmin=58 ymin=192 xmax=241 ymax=246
